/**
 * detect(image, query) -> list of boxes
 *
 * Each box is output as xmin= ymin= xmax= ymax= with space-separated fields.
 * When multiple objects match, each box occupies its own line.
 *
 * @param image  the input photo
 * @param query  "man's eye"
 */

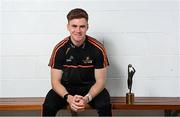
xmin=80 ymin=26 xmax=85 ymax=28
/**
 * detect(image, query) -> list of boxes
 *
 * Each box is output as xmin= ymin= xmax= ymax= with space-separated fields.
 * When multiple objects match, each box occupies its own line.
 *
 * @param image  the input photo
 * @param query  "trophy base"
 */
xmin=126 ymin=93 xmax=134 ymax=104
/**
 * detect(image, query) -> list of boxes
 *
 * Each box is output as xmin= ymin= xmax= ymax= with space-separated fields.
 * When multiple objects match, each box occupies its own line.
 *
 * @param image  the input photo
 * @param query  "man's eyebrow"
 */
xmin=80 ymin=25 xmax=86 ymax=27
xmin=71 ymin=24 xmax=86 ymax=27
xmin=72 ymin=24 xmax=77 ymax=27
xmin=72 ymin=24 xmax=77 ymax=26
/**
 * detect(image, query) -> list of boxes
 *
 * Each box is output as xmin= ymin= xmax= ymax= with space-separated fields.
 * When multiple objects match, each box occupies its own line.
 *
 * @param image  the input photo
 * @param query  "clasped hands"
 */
xmin=68 ymin=95 xmax=88 ymax=112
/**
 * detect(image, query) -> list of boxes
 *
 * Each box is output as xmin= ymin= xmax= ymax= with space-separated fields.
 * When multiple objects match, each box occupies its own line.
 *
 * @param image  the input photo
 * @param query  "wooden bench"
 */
xmin=0 ymin=97 xmax=180 ymax=116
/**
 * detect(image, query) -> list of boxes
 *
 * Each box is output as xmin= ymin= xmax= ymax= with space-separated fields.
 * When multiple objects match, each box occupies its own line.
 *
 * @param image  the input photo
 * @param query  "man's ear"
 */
xmin=87 ymin=24 xmax=89 ymax=29
xmin=67 ymin=24 xmax=69 ymax=31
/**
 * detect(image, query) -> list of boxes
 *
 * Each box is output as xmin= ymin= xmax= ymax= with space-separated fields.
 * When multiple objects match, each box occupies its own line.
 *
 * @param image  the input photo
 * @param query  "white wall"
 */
xmin=0 ymin=0 xmax=179 ymax=97
xmin=178 ymin=0 xmax=180 ymax=97
xmin=0 ymin=0 xmax=2 ymax=97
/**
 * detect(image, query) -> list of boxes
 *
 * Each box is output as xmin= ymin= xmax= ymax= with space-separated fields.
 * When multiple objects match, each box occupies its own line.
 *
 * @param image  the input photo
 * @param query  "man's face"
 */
xmin=67 ymin=18 xmax=88 ymax=44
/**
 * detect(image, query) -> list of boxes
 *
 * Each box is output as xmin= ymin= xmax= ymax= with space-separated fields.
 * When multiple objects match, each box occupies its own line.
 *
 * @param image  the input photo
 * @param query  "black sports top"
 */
xmin=48 ymin=35 xmax=109 ymax=88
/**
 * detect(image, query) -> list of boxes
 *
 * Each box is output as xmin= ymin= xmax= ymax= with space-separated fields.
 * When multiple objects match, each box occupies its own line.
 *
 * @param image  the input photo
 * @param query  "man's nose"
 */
xmin=75 ymin=27 xmax=81 ymax=32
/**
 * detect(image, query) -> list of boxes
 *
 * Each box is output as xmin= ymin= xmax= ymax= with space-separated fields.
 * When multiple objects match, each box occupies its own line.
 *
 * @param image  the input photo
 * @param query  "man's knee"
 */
xmin=42 ymin=102 xmax=59 ymax=116
xmin=96 ymin=103 xmax=111 ymax=110
xmin=96 ymin=103 xmax=112 ymax=116
xmin=43 ymin=102 xmax=55 ymax=110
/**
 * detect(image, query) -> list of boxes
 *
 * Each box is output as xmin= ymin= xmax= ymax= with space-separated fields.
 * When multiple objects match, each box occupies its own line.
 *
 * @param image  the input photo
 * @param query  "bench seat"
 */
xmin=0 ymin=97 xmax=180 ymax=116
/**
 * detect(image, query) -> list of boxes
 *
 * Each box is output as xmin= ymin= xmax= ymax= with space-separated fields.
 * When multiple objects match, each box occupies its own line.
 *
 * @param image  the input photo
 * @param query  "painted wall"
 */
xmin=0 ymin=0 xmax=179 ymax=97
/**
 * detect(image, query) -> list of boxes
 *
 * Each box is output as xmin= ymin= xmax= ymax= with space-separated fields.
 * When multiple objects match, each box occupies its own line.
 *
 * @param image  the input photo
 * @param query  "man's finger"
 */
xmin=72 ymin=103 xmax=85 ymax=110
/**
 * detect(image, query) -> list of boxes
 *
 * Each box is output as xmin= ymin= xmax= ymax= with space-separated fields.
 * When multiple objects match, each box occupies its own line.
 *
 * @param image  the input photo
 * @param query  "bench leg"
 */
xmin=165 ymin=110 xmax=180 ymax=116
xmin=172 ymin=110 xmax=180 ymax=116
xmin=165 ymin=110 xmax=172 ymax=116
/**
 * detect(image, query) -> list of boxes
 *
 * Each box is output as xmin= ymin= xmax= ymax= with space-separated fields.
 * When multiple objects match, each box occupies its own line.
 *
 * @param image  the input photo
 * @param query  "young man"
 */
xmin=43 ymin=8 xmax=112 ymax=116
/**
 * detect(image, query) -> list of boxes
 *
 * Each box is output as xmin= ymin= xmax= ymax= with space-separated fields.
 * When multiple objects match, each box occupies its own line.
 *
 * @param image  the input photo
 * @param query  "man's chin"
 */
xmin=74 ymin=37 xmax=84 ymax=41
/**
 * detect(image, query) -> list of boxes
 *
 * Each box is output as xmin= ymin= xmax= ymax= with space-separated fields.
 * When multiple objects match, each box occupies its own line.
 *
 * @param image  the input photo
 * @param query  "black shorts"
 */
xmin=43 ymin=88 xmax=112 ymax=116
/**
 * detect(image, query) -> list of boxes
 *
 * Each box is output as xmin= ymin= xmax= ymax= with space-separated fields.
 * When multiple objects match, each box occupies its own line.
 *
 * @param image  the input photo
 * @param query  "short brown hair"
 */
xmin=67 ymin=8 xmax=88 ymax=22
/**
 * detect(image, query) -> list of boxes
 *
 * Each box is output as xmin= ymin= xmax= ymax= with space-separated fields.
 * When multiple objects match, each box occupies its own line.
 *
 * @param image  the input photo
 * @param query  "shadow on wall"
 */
xmin=91 ymin=34 xmax=127 ymax=96
xmin=103 ymin=37 xmax=123 ymax=78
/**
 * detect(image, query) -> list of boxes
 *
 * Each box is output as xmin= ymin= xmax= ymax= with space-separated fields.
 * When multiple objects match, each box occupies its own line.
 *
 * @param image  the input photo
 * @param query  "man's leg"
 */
xmin=90 ymin=88 xmax=112 ymax=116
xmin=42 ymin=89 xmax=67 ymax=116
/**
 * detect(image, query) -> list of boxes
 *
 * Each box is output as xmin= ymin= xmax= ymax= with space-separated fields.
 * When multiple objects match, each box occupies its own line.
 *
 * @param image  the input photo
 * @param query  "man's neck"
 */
xmin=70 ymin=36 xmax=86 ymax=47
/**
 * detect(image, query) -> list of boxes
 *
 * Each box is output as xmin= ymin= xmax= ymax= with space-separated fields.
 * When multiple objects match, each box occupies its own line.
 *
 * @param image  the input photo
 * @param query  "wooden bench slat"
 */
xmin=0 ymin=105 xmax=42 ymax=110
xmin=0 ymin=97 xmax=43 ymax=110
